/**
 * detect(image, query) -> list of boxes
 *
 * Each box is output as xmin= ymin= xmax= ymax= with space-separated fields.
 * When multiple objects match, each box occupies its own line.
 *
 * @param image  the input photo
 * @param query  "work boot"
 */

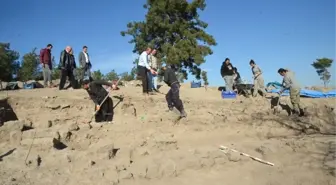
xmin=180 ymin=110 xmax=187 ymax=118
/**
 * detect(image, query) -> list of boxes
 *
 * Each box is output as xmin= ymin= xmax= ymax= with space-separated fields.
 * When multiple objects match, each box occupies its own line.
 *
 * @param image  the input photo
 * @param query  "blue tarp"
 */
xmin=268 ymin=88 xmax=336 ymax=98
xmin=266 ymin=81 xmax=283 ymax=89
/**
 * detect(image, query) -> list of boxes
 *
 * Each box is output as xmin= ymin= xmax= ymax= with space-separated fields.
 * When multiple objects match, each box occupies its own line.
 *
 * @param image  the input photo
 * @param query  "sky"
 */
xmin=0 ymin=0 xmax=335 ymax=87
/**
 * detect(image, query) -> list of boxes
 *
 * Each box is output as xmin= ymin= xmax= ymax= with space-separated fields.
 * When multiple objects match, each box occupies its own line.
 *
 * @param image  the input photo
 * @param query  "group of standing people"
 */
xmin=40 ymin=43 xmax=116 ymax=123
xmin=137 ymin=47 xmax=159 ymax=95
xmin=220 ymin=58 xmax=267 ymax=97
xmin=220 ymin=58 xmax=304 ymax=116
xmin=39 ymin=44 xmax=93 ymax=90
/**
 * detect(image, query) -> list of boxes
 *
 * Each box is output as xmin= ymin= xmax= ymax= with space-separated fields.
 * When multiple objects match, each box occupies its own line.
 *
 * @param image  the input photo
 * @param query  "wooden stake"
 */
xmin=25 ymin=130 xmax=36 ymax=165
xmin=219 ymin=145 xmax=275 ymax=166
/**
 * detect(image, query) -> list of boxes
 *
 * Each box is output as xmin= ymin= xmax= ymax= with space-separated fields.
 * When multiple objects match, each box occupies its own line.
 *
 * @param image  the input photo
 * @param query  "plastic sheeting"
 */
xmin=268 ymin=88 xmax=336 ymax=98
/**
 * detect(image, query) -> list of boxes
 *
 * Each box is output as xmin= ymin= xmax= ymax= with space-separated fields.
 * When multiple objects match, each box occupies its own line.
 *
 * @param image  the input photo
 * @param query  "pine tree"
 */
xmin=121 ymin=0 xmax=216 ymax=80
xmin=311 ymin=58 xmax=333 ymax=87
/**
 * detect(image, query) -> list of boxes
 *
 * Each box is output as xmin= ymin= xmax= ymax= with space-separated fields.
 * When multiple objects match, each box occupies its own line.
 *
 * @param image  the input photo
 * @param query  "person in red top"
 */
xmin=40 ymin=44 xmax=53 ymax=87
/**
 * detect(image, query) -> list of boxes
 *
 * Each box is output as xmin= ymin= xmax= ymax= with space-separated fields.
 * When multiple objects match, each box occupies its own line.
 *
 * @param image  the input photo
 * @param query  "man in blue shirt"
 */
xmin=137 ymin=47 xmax=157 ymax=95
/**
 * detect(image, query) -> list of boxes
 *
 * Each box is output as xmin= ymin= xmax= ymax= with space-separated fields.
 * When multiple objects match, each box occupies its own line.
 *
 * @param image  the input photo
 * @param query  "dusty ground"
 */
xmin=0 ymin=83 xmax=335 ymax=185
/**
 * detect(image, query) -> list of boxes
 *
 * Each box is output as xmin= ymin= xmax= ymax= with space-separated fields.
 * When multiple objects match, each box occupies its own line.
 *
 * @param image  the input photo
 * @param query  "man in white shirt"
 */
xmin=137 ymin=47 xmax=157 ymax=94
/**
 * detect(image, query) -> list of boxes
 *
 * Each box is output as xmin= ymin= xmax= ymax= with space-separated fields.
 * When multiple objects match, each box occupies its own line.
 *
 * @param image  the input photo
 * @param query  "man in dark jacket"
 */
xmin=232 ymin=67 xmax=242 ymax=91
xmin=40 ymin=44 xmax=53 ymax=87
xmin=59 ymin=46 xmax=76 ymax=90
xmin=220 ymin=58 xmax=235 ymax=92
xmin=160 ymin=65 xmax=187 ymax=118
xmin=233 ymin=67 xmax=242 ymax=83
xmin=83 ymin=79 xmax=116 ymax=123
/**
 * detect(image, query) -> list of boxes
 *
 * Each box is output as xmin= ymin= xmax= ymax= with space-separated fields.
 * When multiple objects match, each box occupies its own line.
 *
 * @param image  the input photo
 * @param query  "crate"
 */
xmin=221 ymin=91 xmax=237 ymax=99
xmin=191 ymin=81 xmax=201 ymax=88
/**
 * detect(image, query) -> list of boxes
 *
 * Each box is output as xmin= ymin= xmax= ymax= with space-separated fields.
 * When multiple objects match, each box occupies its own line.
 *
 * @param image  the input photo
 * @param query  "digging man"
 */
xmin=83 ymin=79 xmax=117 ymax=123
xmin=277 ymin=68 xmax=304 ymax=116
xmin=159 ymin=65 xmax=187 ymax=118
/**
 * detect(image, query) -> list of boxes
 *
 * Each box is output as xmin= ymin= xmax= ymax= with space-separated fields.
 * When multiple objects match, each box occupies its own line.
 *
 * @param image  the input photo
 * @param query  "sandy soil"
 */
xmin=0 ymin=83 xmax=335 ymax=185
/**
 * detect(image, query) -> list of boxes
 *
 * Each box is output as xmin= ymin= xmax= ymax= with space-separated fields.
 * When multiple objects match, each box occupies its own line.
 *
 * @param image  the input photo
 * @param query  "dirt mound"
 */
xmin=0 ymin=87 xmax=335 ymax=185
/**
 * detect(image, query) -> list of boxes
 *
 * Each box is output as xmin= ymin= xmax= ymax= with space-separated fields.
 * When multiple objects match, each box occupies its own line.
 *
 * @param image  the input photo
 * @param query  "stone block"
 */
xmin=10 ymin=130 xmax=22 ymax=145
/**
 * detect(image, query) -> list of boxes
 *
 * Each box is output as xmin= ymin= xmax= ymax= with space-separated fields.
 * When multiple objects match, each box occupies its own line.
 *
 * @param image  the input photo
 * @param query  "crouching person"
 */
xmin=278 ymin=68 xmax=304 ymax=116
xmin=83 ymin=79 xmax=116 ymax=123
xmin=160 ymin=65 xmax=187 ymax=118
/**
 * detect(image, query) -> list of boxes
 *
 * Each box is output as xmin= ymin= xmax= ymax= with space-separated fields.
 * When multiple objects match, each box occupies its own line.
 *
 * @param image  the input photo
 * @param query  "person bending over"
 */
xmin=160 ymin=65 xmax=187 ymax=118
xmin=278 ymin=68 xmax=304 ymax=116
xmin=83 ymin=79 xmax=117 ymax=123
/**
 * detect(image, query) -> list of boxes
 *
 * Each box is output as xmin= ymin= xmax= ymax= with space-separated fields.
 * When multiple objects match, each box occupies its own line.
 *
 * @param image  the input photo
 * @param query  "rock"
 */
xmin=103 ymin=169 xmax=119 ymax=184
xmin=208 ymin=150 xmax=226 ymax=159
xmin=47 ymin=120 xmax=52 ymax=128
xmin=10 ymin=130 xmax=22 ymax=145
xmin=46 ymin=104 xmax=61 ymax=110
xmin=145 ymin=161 xmax=161 ymax=179
xmin=178 ymin=155 xmax=201 ymax=171
xmin=127 ymin=160 xmax=147 ymax=178
xmin=226 ymin=152 xmax=242 ymax=162
xmin=214 ymin=158 xmax=227 ymax=165
xmin=22 ymin=129 xmax=53 ymax=140
xmin=154 ymin=134 xmax=178 ymax=151
xmin=79 ymin=123 xmax=92 ymax=130
xmin=200 ymin=158 xmax=215 ymax=168
xmin=159 ymin=160 xmax=178 ymax=177
xmin=3 ymin=120 xmax=30 ymax=132
xmin=119 ymin=171 xmax=133 ymax=180
xmin=66 ymin=155 xmax=71 ymax=163
xmin=68 ymin=123 xmax=80 ymax=132
xmin=115 ymin=147 xmax=134 ymax=163
xmin=20 ymin=138 xmax=53 ymax=149
xmin=90 ymin=161 xmax=96 ymax=166
xmin=69 ymin=139 xmax=91 ymax=150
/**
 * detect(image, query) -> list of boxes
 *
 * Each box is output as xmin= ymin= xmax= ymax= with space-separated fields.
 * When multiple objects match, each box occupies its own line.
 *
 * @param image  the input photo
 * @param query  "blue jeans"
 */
xmin=152 ymin=74 xmax=158 ymax=90
xmin=147 ymin=72 xmax=158 ymax=90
